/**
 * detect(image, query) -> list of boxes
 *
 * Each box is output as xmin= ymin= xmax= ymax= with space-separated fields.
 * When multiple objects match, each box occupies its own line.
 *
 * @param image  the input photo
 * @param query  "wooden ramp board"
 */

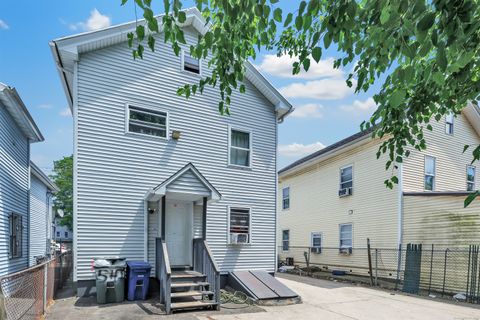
xmin=250 ymin=270 xmax=298 ymax=298
xmin=230 ymin=271 xmax=298 ymax=300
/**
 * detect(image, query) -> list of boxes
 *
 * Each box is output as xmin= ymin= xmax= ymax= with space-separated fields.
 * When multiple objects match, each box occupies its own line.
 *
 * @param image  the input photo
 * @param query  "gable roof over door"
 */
xmin=50 ymin=7 xmax=293 ymax=121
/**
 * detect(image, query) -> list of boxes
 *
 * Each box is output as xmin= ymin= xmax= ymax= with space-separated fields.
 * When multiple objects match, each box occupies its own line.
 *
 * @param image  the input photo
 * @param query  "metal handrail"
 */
xmin=156 ymin=238 xmax=171 ymax=314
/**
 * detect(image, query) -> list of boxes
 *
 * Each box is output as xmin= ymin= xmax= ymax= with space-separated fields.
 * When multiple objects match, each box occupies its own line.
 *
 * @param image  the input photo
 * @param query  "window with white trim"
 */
xmin=229 ymin=129 xmax=251 ymax=167
xmin=339 ymin=165 xmax=353 ymax=196
xmin=311 ymin=232 xmax=322 ymax=254
xmin=182 ymin=51 xmax=200 ymax=74
xmin=9 ymin=213 xmax=22 ymax=259
xmin=467 ymin=165 xmax=476 ymax=191
xmin=282 ymin=230 xmax=289 ymax=251
xmin=229 ymin=208 xmax=250 ymax=244
xmin=445 ymin=113 xmax=454 ymax=135
xmin=128 ymin=105 xmax=168 ymax=138
xmin=339 ymin=224 xmax=352 ymax=250
xmin=282 ymin=187 xmax=290 ymax=210
xmin=424 ymin=156 xmax=436 ymax=191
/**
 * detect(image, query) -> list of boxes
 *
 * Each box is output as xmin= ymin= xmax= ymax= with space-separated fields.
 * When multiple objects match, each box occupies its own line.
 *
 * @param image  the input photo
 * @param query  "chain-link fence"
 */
xmin=0 ymin=250 xmax=73 ymax=320
xmin=278 ymin=244 xmax=480 ymax=303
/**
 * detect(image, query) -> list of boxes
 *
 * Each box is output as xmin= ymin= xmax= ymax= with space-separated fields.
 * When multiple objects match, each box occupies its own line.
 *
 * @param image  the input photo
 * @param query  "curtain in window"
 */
xmin=230 ymin=130 xmax=250 ymax=166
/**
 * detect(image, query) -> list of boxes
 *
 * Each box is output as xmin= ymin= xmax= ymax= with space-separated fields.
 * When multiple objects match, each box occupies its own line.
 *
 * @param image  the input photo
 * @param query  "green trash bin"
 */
xmin=94 ymin=257 xmax=126 ymax=304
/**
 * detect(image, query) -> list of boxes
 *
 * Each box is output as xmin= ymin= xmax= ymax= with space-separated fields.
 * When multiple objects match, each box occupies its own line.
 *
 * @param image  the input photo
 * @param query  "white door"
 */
xmin=165 ymin=201 xmax=193 ymax=266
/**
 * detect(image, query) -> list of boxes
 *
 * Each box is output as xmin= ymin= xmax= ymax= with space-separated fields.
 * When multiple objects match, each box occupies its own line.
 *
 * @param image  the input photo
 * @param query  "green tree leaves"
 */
xmin=50 ymin=155 xmax=73 ymax=230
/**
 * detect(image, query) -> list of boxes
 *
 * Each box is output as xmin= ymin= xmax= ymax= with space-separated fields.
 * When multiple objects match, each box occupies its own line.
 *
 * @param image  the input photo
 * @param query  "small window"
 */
xmin=282 ymin=187 xmax=290 ymax=210
xmin=311 ymin=232 xmax=322 ymax=254
xmin=56 ymin=231 xmax=60 ymax=237
xmin=445 ymin=113 xmax=454 ymax=135
xmin=128 ymin=105 xmax=168 ymax=138
xmin=339 ymin=165 xmax=353 ymax=195
xmin=467 ymin=165 xmax=476 ymax=191
xmin=229 ymin=128 xmax=251 ymax=167
xmin=229 ymin=208 xmax=251 ymax=244
xmin=64 ymin=231 xmax=68 ymax=238
xmin=182 ymin=51 xmax=200 ymax=74
xmin=9 ymin=213 xmax=22 ymax=259
xmin=339 ymin=224 xmax=352 ymax=249
xmin=282 ymin=230 xmax=289 ymax=251
xmin=424 ymin=156 xmax=436 ymax=191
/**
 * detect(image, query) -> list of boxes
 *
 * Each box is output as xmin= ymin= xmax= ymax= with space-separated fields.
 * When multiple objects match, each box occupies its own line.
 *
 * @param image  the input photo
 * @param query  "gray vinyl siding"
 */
xmin=166 ymin=169 xmax=210 ymax=196
xmin=75 ymin=27 xmax=277 ymax=281
xmin=29 ymin=174 xmax=48 ymax=266
xmin=0 ymin=103 xmax=29 ymax=276
xmin=147 ymin=200 xmax=159 ymax=276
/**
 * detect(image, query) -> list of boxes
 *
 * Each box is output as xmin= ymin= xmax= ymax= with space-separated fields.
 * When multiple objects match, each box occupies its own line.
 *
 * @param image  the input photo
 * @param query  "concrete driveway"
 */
xmin=47 ymin=274 xmax=480 ymax=320
xmin=199 ymin=274 xmax=480 ymax=320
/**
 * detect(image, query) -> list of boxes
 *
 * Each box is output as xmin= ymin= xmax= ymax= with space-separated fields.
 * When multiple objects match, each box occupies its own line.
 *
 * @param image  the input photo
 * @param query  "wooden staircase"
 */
xmin=156 ymin=238 xmax=221 ymax=314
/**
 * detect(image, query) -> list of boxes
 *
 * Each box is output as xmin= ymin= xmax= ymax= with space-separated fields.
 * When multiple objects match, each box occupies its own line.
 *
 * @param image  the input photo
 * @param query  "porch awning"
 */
xmin=145 ymin=163 xmax=222 ymax=202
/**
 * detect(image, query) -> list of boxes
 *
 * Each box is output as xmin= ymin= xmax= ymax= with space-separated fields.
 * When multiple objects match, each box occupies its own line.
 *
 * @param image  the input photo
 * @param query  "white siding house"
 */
xmin=0 ymin=83 xmax=44 ymax=276
xmin=278 ymin=104 xmax=480 ymax=262
xmin=50 ymin=8 xmax=292 ymax=296
xmin=29 ymin=162 xmax=58 ymax=266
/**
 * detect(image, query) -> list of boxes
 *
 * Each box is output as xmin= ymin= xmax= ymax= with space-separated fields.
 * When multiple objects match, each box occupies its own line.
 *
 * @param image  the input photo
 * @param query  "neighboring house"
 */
xmin=278 ymin=104 xmax=480 ymax=258
xmin=0 ymin=83 xmax=44 ymax=276
xmin=30 ymin=162 xmax=58 ymax=266
xmin=53 ymin=218 xmax=72 ymax=242
xmin=50 ymin=8 xmax=292 ymax=308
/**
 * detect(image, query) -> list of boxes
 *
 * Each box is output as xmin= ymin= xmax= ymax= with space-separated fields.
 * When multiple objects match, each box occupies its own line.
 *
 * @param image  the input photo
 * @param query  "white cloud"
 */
xmin=279 ymin=142 xmax=325 ymax=158
xmin=279 ymin=78 xmax=355 ymax=100
xmin=0 ymin=19 xmax=9 ymax=30
xmin=67 ymin=9 xmax=111 ymax=32
xmin=340 ymin=97 xmax=377 ymax=115
xmin=291 ymin=103 xmax=323 ymax=119
xmin=37 ymin=104 xmax=54 ymax=110
xmin=59 ymin=108 xmax=72 ymax=117
xmin=257 ymin=55 xmax=343 ymax=79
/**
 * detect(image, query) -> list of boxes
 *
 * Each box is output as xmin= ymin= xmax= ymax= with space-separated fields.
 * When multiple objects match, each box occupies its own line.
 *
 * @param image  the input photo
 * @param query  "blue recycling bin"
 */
xmin=126 ymin=261 xmax=151 ymax=301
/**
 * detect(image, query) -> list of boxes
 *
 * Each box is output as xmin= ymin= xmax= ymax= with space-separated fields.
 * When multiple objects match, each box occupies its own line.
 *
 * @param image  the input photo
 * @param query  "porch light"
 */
xmin=171 ymin=130 xmax=181 ymax=140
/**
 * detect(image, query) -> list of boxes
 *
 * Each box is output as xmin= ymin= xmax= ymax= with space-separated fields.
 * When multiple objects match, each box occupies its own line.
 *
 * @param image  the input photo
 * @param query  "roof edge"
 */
xmin=30 ymin=162 xmax=59 ymax=192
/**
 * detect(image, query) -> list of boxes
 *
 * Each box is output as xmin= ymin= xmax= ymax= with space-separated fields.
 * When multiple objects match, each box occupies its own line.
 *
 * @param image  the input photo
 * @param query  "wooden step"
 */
xmin=171 ymin=281 xmax=210 ymax=289
xmin=172 ymin=271 xmax=205 ymax=279
xmin=171 ymin=290 xmax=213 ymax=298
xmin=171 ymin=300 xmax=217 ymax=310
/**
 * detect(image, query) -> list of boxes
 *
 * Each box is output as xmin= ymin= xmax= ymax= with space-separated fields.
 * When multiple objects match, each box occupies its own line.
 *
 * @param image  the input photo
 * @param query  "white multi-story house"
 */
xmin=50 ymin=8 xmax=292 ymax=312
xmin=278 ymin=104 xmax=480 ymax=262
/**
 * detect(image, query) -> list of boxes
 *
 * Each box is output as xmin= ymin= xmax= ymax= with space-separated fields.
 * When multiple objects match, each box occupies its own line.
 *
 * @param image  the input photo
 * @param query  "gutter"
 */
xmin=52 ymin=40 xmax=73 ymax=107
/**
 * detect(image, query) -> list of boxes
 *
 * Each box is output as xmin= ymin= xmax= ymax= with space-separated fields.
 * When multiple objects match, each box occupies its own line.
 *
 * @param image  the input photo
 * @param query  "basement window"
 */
xmin=127 ymin=105 xmax=168 ymax=138
xmin=182 ymin=51 xmax=201 ymax=74
xmin=228 ymin=207 xmax=251 ymax=244
xmin=467 ymin=165 xmax=476 ymax=191
xmin=9 ymin=213 xmax=23 ymax=259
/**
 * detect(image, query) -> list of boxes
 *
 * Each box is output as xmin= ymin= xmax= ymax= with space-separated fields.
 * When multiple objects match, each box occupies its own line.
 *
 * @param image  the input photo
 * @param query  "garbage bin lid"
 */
xmin=127 ymin=261 xmax=151 ymax=269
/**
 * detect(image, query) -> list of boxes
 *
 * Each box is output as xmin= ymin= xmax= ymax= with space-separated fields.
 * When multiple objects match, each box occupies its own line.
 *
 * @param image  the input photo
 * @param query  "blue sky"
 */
xmin=0 ymin=1 xmax=382 ymax=173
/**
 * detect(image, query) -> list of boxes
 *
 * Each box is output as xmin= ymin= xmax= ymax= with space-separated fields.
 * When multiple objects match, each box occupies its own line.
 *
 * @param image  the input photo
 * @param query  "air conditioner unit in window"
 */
xmin=230 ymin=233 xmax=249 ymax=244
xmin=338 ymin=187 xmax=353 ymax=197
xmin=339 ymin=247 xmax=353 ymax=255
xmin=310 ymin=247 xmax=321 ymax=254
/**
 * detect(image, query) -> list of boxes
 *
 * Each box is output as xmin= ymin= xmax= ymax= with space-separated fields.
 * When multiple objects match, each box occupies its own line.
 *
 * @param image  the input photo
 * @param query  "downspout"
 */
xmin=27 ymin=142 xmax=31 ymax=267
xmin=397 ymin=163 xmax=404 ymax=247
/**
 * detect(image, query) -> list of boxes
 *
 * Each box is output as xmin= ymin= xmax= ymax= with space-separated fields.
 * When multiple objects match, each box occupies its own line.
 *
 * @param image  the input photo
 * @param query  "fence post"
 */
xmin=428 ymin=244 xmax=434 ymax=295
xmin=43 ymin=263 xmax=48 ymax=315
xmin=442 ymin=249 xmax=448 ymax=297
xmin=395 ymin=243 xmax=402 ymax=291
xmin=375 ymin=248 xmax=378 ymax=286
xmin=367 ymin=238 xmax=374 ymax=286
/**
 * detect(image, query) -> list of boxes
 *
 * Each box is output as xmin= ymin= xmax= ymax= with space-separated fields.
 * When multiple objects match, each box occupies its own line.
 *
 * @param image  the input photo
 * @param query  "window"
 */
xmin=127 ymin=105 xmax=168 ymax=138
xmin=445 ymin=113 xmax=454 ymax=135
xmin=311 ymin=232 xmax=322 ymax=254
xmin=424 ymin=156 xmax=436 ymax=191
xmin=182 ymin=51 xmax=200 ymax=74
xmin=467 ymin=165 xmax=476 ymax=191
xmin=229 ymin=208 xmax=251 ymax=244
xmin=9 ymin=213 xmax=22 ymax=259
xmin=282 ymin=230 xmax=289 ymax=251
xmin=229 ymin=128 xmax=251 ymax=167
xmin=56 ymin=231 xmax=60 ymax=237
xmin=282 ymin=187 xmax=290 ymax=210
xmin=339 ymin=224 xmax=352 ymax=249
xmin=339 ymin=165 xmax=353 ymax=196
xmin=64 ymin=231 xmax=69 ymax=238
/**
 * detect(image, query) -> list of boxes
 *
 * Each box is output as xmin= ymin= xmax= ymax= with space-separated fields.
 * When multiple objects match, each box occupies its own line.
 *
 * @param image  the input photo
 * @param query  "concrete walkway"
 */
xmin=47 ymin=273 xmax=480 ymax=320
